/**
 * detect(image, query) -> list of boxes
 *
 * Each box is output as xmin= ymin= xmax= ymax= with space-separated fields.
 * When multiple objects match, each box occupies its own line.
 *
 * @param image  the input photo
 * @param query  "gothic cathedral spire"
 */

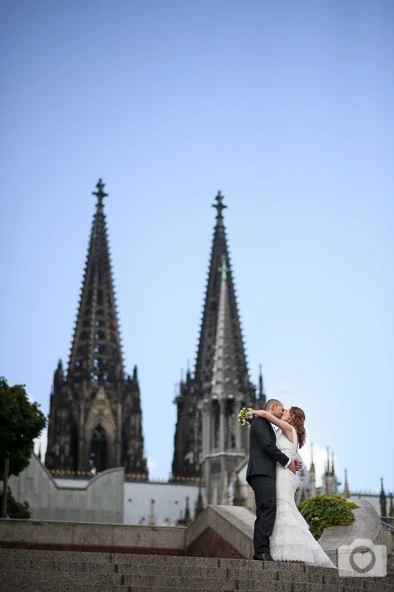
xmin=45 ymin=180 xmax=147 ymax=478
xmin=194 ymin=192 xmax=250 ymax=392
xmin=172 ymin=191 xmax=256 ymax=484
xmin=67 ymin=179 xmax=123 ymax=384
xmin=201 ymin=256 xmax=252 ymax=503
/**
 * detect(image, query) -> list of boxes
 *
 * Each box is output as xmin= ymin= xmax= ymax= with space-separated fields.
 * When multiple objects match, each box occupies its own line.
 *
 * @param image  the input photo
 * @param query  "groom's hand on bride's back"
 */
xmin=288 ymin=460 xmax=297 ymax=474
xmin=294 ymin=459 xmax=302 ymax=471
xmin=288 ymin=459 xmax=302 ymax=474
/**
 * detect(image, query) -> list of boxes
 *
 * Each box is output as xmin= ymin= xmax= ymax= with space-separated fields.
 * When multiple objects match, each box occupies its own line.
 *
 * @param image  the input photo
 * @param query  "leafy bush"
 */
xmin=0 ymin=487 xmax=31 ymax=519
xmin=298 ymin=494 xmax=358 ymax=540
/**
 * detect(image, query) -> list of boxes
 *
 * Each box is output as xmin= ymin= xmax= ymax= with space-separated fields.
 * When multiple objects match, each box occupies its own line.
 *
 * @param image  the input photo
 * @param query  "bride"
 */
xmin=252 ymin=406 xmax=336 ymax=568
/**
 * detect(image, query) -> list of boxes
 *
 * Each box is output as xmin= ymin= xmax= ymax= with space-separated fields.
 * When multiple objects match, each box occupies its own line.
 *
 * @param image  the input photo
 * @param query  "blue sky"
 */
xmin=1 ymin=0 xmax=393 ymax=496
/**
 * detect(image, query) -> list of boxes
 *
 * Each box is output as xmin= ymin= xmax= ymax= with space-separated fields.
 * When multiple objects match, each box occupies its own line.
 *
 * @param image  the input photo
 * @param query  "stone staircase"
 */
xmin=0 ymin=549 xmax=393 ymax=592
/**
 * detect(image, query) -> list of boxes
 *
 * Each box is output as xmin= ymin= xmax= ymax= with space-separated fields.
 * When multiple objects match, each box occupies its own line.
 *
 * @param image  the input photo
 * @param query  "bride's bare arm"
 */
xmin=252 ymin=410 xmax=293 ymax=443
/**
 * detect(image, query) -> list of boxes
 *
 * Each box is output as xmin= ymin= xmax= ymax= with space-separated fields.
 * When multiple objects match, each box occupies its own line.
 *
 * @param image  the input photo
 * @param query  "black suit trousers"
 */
xmin=249 ymin=475 xmax=276 ymax=555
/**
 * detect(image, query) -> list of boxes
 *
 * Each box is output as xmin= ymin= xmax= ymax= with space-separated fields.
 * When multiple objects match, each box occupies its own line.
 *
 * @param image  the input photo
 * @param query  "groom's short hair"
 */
xmin=265 ymin=398 xmax=281 ymax=411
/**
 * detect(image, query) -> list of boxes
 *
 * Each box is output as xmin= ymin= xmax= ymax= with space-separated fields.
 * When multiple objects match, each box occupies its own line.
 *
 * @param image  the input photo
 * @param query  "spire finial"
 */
xmin=310 ymin=443 xmax=315 ymax=467
xmin=380 ymin=478 xmax=387 ymax=518
xmin=194 ymin=480 xmax=204 ymax=518
xmin=149 ymin=498 xmax=156 ymax=526
xmin=258 ymin=364 xmax=263 ymax=397
xmin=186 ymin=359 xmax=191 ymax=382
xmin=343 ymin=469 xmax=350 ymax=498
xmin=212 ymin=191 xmax=227 ymax=219
xmin=92 ymin=178 xmax=108 ymax=206
xmin=184 ymin=495 xmax=191 ymax=525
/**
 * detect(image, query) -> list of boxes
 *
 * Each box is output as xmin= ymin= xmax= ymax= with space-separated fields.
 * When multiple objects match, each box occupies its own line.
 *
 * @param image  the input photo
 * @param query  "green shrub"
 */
xmin=0 ymin=487 xmax=31 ymax=519
xmin=298 ymin=495 xmax=358 ymax=540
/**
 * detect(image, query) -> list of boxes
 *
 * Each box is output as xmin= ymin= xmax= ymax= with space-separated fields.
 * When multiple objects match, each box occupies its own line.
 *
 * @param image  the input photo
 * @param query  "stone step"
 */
xmin=0 ymin=570 xmax=122 ymax=585
xmin=115 ymin=553 xmax=230 ymax=567
xmin=1 ymin=570 xmax=391 ymax=592
xmin=0 ymin=548 xmax=113 ymax=564
xmin=115 ymin=563 xmax=337 ymax=585
xmin=0 ymin=548 xmax=337 ymax=574
xmin=1 ymin=558 xmax=336 ymax=584
xmin=120 ymin=564 xmax=269 ymax=579
xmin=0 ymin=548 xmax=322 ymax=571
xmin=0 ymin=571 xmax=233 ymax=591
xmin=2 ymin=565 xmax=367 ymax=589
xmin=0 ymin=582 xmax=294 ymax=592
xmin=4 ymin=567 xmax=391 ymax=592
xmin=1 ymin=585 xmax=128 ymax=592
xmin=115 ymin=553 xmax=323 ymax=572
xmin=1 ymin=549 xmax=392 ymax=592
xmin=0 ymin=560 xmax=115 ymax=573
xmin=122 ymin=574 xmax=383 ymax=592
xmin=124 ymin=575 xmax=236 ymax=590
xmin=125 ymin=586 xmax=291 ymax=592
xmin=0 ymin=559 xmax=313 ymax=580
xmin=1 ymin=582 xmax=388 ymax=592
xmin=0 ymin=587 xmax=277 ymax=592
xmin=128 ymin=589 xmax=360 ymax=592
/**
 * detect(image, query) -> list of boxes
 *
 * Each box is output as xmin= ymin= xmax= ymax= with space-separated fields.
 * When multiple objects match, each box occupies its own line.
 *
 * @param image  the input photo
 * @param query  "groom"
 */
xmin=246 ymin=398 xmax=299 ymax=561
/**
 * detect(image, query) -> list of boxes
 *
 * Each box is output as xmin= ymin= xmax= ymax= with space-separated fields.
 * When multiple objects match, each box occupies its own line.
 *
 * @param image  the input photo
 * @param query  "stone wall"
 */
xmin=186 ymin=504 xmax=254 ymax=558
xmin=0 ymin=519 xmax=185 ymax=555
xmin=8 ymin=453 xmax=124 ymax=523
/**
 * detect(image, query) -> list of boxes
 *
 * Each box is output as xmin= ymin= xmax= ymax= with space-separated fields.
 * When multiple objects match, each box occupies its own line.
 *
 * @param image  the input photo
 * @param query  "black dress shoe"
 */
xmin=253 ymin=552 xmax=273 ymax=561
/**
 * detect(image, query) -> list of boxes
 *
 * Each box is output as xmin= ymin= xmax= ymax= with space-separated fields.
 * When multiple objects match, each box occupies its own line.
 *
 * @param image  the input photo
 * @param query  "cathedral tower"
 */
xmin=172 ymin=192 xmax=261 ymax=493
xmin=45 ymin=180 xmax=147 ymax=477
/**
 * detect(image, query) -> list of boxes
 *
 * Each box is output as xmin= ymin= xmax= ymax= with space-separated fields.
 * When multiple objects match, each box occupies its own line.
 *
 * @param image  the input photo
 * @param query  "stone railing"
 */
xmin=319 ymin=498 xmax=389 ymax=565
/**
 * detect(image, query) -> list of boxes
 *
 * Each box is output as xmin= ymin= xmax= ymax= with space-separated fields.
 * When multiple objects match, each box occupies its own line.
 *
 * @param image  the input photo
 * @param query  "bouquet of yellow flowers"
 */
xmin=237 ymin=407 xmax=254 ymax=427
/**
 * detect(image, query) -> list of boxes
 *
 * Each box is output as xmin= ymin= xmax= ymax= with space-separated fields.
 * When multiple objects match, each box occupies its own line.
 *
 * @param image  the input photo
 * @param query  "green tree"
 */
xmin=0 ymin=487 xmax=30 ymax=518
xmin=299 ymin=494 xmax=358 ymax=540
xmin=0 ymin=377 xmax=46 ymax=480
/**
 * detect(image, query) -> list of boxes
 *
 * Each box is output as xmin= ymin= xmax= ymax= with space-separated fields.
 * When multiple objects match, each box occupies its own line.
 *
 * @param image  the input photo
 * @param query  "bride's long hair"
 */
xmin=288 ymin=406 xmax=306 ymax=448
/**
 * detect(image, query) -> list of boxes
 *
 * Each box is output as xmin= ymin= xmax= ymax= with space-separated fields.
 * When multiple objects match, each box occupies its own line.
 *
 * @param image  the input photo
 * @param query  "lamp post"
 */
xmin=1 ymin=451 xmax=10 ymax=518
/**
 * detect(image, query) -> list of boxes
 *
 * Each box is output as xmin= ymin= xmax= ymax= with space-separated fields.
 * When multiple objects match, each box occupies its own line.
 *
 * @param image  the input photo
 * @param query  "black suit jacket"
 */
xmin=246 ymin=417 xmax=290 ymax=483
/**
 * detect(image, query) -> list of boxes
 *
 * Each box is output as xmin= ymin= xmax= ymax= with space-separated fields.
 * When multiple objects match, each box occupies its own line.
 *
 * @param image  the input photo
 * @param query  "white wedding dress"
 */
xmin=270 ymin=426 xmax=336 ymax=568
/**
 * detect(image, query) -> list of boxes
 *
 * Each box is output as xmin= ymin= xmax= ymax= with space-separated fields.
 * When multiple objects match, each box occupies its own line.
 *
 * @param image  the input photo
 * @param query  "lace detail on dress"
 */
xmin=270 ymin=426 xmax=336 ymax=568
